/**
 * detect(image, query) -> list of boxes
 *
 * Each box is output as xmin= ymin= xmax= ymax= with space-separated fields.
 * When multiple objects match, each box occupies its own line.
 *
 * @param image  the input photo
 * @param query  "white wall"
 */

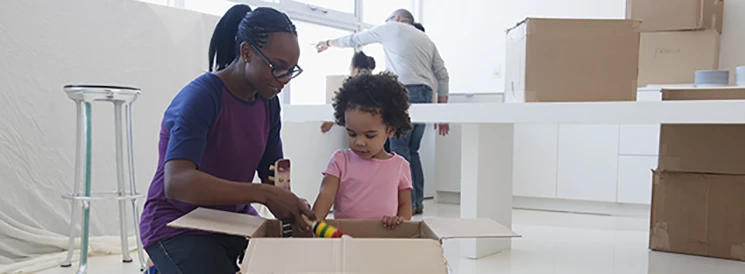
xmin=0 ymin=0 xmax=219 ymax=264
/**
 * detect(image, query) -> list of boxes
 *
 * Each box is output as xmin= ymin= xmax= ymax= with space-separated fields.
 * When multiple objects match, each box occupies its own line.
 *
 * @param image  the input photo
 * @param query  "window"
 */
xmin=294 ymin=0 xmax=356 ymax=15
xmin=362 ymin=0 xmax=413 ymax=25
xmin=134 ymin=0 xmax=171 ymax=5
xmin=289 ymin=21 xmax=354 ymax=105
xmin=183 ymin=0 xmax=236 ymax=16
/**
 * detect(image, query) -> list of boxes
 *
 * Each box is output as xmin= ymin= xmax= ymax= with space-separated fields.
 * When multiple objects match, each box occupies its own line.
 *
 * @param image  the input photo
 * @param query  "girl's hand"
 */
xmin=381 ymin=216 xmax=403 ymax=230
xmin=320 ymin=122 xmax=334 ymax=133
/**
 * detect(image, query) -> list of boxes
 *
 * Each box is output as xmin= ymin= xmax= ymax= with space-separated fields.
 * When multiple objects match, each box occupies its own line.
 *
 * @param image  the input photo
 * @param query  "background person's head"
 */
xmin=413 ymin=23 xmax=425 ymax=32
xmin=350 ymin=51 xmax=376 ymax=76
xmin=209 ymin=5 xmax=301 ymax=100
xmin=332 ymin=72 xmax=413 ymax=159
xmin=385 ymin=9 xmax=415 ymax=24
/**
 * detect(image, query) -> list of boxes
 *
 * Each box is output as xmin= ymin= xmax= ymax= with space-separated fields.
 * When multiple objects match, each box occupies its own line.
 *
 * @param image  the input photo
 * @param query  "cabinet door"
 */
xmin=557 ymin=125 xmax=620 ymax=202
xmin=617 ymin=155 xmax=657 ymax=204
xmin=619 ymin=124 xmax=660 ymax=156
xmin=513 ymin=124 xmax=559 ymax=198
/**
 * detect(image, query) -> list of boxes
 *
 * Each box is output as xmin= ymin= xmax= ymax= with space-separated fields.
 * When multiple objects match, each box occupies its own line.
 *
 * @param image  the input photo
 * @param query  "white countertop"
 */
xmin=282 ymin=100 xmax=745 ymax=124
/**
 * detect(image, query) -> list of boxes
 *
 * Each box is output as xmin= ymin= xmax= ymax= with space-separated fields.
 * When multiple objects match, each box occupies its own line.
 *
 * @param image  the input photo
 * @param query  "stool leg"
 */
xmin=62 ymin=101 xmax=84 ymax=268
xmin=126 ymin=103 xmax=148 ymax=270
xmin=77 ymin=101 xmax=93 ymax=274
xmin=114 ymin=101 xmax=133 ymax=263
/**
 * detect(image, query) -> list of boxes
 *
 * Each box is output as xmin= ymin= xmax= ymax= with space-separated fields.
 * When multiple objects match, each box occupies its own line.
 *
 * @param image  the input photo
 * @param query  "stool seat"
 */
xmin=64 ymin=85 xmax=141 ymax=103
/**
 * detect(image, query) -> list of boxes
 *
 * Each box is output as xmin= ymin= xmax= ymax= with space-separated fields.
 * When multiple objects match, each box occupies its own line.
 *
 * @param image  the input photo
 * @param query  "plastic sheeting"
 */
xmin=0 ymin=0 xmax=219 ymax=272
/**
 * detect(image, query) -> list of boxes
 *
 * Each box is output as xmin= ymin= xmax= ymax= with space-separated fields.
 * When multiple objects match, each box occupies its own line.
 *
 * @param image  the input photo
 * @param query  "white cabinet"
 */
xmin=513 ymin=124 xmax=559 ymax=198
xmin=619 ymin=125 xmax=660 ymax=155
xmin=557 ymin=125 xmax=620 ymax=202
xmin=617 ymin=155 xmax=657 ymax=204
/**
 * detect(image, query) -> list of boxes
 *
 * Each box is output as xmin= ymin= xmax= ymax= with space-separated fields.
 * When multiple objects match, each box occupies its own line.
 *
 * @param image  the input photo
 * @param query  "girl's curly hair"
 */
xmin=332 ymin=72 xmax=413 ymax=138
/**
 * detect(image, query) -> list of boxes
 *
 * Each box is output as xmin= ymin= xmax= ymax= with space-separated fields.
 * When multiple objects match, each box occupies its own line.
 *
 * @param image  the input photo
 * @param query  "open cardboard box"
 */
xmin=169 ymin=208 xmax=521 ymax=273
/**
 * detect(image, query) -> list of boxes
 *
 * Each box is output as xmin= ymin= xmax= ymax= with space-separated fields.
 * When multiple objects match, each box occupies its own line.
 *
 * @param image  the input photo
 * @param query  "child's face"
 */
xmin=344 ymin=108 xmax=394 ymax=159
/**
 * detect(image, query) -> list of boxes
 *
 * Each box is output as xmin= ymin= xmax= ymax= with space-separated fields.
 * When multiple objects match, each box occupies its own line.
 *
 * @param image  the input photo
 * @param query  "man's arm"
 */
xmin=317 ymin=25 xmax=387 ymax=52
xmin=431 ymin=47 xmax=450 ymax=101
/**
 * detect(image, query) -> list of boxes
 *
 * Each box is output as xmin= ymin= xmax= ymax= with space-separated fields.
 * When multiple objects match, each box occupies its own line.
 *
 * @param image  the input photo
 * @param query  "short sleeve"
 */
xmin=398 ymin=159 xmax=413 ymax=190
xmin=322 ymin=150 xmax=346 ymax=179
xmin=163 ymin=78 xmax=221 ymax=167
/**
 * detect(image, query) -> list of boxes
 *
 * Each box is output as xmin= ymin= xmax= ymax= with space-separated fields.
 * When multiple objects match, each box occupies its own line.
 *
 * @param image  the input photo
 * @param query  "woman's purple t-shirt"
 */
xmin=139 ymin=73 xmax=283 ymax=248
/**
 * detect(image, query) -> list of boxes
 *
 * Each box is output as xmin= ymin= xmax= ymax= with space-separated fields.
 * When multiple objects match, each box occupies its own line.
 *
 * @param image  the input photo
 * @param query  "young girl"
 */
xmin=312 ymin=72 xmax=414 ymax=229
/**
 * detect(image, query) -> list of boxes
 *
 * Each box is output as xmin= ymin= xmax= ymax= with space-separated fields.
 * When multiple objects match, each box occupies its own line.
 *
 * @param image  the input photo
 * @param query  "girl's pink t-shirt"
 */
xmin=322 ymin=149 xmax=412 ymax=220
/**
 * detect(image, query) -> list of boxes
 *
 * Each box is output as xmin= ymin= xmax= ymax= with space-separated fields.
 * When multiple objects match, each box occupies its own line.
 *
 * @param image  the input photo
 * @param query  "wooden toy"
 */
xmin=269 ymin=159 xmax=351 ymax=239
xmin=301 ymin=215 xmax=351 ymax=238
xmin=269 ymin=159 xmax=293 ymax=237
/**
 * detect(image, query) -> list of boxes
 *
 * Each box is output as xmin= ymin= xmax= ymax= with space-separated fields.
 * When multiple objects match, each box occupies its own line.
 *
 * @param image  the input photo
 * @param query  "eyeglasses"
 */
xmin=249 ymin=44 xmax=303 ymax=80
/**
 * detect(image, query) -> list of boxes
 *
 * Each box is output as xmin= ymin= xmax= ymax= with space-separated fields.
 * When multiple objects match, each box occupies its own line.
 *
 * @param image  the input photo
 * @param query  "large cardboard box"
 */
xmin=626 ymin=0 xmax=724 ymax=33
xmin=658 ymin=87 xmax=745 ymax=175
xmin=169 ymin=208 xmax=520 ymax=273
xmin=650 ymin=171 xmax=745 ymax=261
xmin=504 ymin=18 xmax=640 ymax=103
xmin=638 ymin=30 xmax=720 ymax=87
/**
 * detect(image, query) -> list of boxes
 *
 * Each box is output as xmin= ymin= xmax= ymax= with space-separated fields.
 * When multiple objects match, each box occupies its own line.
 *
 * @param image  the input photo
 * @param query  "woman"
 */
xmin=320 ymin=51 xmax=376 ymax=133
xmin=139 ymin=5 xmax=315 ymax=273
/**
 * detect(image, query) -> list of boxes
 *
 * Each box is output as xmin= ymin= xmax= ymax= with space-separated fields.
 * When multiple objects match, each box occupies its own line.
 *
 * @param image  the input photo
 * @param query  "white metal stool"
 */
xmin=60 ymin=85 xmax=147 ymax=273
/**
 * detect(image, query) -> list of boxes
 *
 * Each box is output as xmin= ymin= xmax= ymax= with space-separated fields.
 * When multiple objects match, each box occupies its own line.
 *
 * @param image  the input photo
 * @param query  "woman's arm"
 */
xmin=164 ymin=160 xmax=268 ymax=205
xmin=396 ymin=189 xmax=413 ymax=220
xmin=312 ymin=174 xmax=340 ymax=220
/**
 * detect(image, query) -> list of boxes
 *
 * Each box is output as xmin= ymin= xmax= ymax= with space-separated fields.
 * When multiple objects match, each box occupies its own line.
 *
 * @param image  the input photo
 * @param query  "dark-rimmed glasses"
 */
xmin=249 ymin=43 xmax=303 ymax=80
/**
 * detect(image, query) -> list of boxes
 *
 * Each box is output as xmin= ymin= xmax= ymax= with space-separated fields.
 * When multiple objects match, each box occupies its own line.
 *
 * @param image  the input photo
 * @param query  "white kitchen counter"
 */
xmin=281 ymin=99 xmax=745 ymax=259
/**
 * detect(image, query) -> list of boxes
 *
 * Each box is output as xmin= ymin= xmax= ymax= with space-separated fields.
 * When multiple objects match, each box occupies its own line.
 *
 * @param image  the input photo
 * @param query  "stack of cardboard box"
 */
xmin=627 ymin=0 xmax=725 ymax=87
xmin=650 ymin=87 xmax=745 ymax=262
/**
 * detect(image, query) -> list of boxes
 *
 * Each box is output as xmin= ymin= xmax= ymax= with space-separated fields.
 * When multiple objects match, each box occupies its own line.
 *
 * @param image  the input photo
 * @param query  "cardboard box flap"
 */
xmin=168 ymin=207 xmax=266 ymax=238
xmin=422 ymin=218 xmax=521 ymax=240
xmin=243 ymin=238 xmax=449 ymax=274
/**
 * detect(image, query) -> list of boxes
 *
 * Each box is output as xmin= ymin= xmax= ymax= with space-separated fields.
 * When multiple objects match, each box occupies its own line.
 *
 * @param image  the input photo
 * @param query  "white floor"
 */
xmin=37 ymin=200 xmax=745 ymax=274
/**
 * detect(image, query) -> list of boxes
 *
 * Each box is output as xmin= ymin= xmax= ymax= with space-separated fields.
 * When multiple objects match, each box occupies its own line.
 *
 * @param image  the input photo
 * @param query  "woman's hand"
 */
xmin=381 ymin=216 xmax=404 ymax=230
xmin=261 ymin=185 xmax=316 ymax=231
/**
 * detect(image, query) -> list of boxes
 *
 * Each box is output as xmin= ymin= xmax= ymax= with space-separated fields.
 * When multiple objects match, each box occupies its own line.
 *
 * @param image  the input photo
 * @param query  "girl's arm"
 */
xmin=312 ymin=174 xmax=340 ymax=220
xmin=397 ymin=189 xmax=413 ymax=220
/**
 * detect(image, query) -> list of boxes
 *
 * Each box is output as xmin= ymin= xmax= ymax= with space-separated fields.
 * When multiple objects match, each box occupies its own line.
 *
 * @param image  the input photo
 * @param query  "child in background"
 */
xmin=320 ymin=51 xmax=376 ymax=134
xmin=312 ymin=72 xmax=414 ymax=229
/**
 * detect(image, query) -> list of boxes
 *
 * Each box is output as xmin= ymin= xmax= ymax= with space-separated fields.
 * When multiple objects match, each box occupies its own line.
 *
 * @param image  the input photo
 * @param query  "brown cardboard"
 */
xmin=169 ymin=207 xmax=521 ymax=273
xmin=325 ymin=75 xmax=346 ymax=104
xmin=638 ymin=30 xmax=720 ymax=87
xmin=650 ymin=171 xmax=745 ymax=261
xmin=504 ymin=18 xmax=640 ymax=103
xmin=658 ymin=87 xmax=745 ymax=175
xmin=626 ymin=0 xmax=724 ymax=33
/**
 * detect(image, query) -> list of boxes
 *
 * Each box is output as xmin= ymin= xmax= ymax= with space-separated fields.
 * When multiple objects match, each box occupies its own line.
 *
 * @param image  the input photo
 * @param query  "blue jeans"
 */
xmin=146 ymin=234 xmax=247 ymax=274
xmin=390 ymin=84 xmax=432 ymax=210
